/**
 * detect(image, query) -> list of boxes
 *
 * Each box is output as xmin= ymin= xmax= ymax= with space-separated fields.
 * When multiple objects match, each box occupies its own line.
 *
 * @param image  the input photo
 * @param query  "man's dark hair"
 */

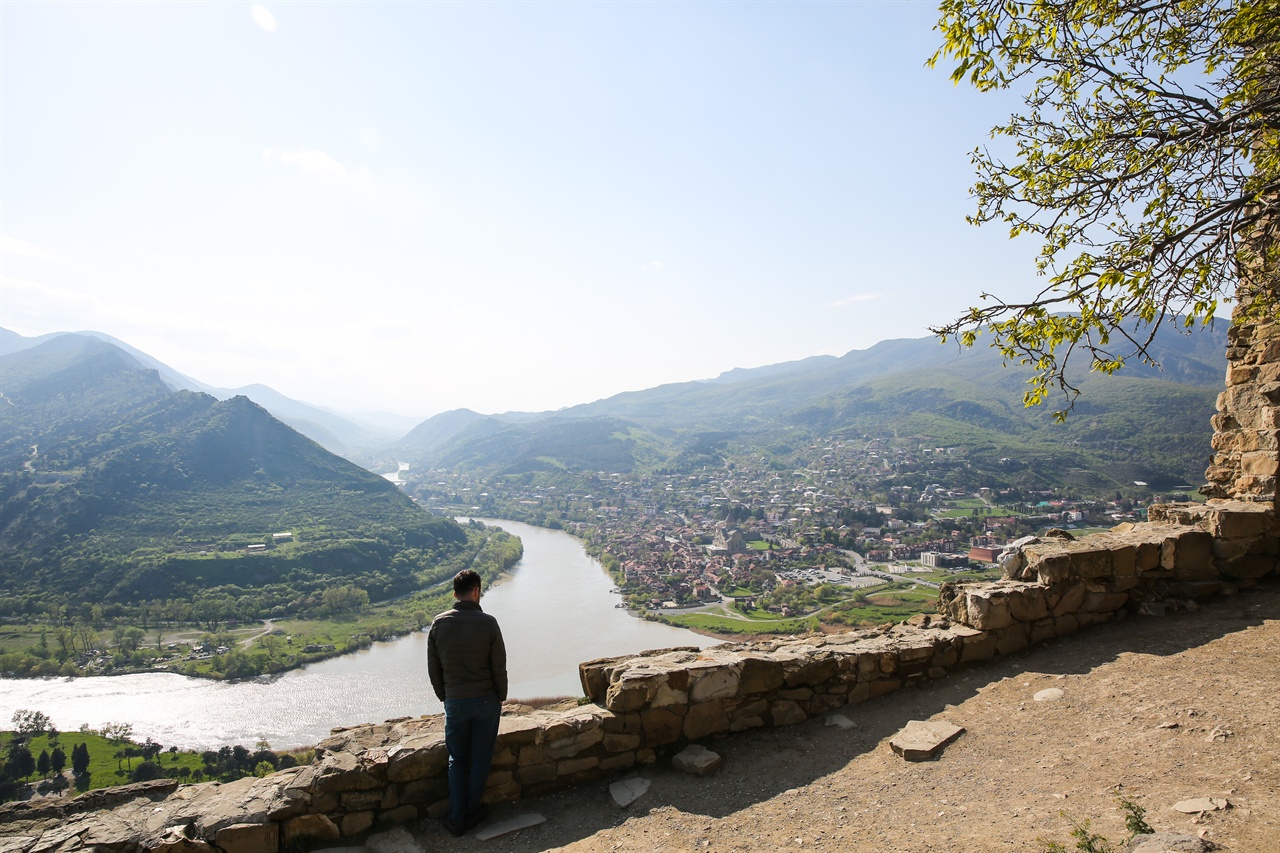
xmin=453 ymin=569 xmax=481 ymax=597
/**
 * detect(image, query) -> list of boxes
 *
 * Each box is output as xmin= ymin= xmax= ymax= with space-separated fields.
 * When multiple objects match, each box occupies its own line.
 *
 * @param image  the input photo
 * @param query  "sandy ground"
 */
xmin=396 ymin=584 xmax=1279 ymax=853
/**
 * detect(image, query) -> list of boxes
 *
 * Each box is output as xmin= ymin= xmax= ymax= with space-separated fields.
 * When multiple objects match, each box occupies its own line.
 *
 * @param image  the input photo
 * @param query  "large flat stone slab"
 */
xmin=474 ymin=812 xmax=546 ymax=841
xmin=889 ymin=720 xmax=965 ymax=761
xmin=610 ymin=777 xmax=651 ymax=807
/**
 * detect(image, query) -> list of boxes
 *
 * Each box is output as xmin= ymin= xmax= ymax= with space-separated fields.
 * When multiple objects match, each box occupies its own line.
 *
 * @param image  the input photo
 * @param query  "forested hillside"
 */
xmin=0 ymin=336 xmax=466 ymax=612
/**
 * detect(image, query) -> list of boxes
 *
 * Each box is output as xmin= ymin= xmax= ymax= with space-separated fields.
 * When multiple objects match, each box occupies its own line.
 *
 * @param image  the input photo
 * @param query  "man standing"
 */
xmin=427 ymin=569 xmax=508 ymax=836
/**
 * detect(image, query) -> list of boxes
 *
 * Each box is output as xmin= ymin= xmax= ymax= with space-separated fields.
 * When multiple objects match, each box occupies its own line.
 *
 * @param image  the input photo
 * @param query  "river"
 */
xmin=0 ymin=519 xmax=716 ymax=750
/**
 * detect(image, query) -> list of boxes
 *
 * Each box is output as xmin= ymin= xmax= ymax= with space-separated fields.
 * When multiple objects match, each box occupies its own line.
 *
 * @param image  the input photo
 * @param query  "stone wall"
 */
xmin=1202 ymin=314 xmax=1280 ymax=502
xmin=3 ymin=501 xmax=1276 ymax=853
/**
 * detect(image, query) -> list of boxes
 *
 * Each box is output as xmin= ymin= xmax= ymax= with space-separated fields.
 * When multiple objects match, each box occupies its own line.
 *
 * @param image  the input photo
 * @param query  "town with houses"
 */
xmin=406 ymin=434 xmax=1180 ymax=631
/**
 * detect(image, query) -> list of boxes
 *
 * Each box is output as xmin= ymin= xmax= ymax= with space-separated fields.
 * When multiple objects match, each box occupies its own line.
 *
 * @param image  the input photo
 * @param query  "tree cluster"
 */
xmin=930 ymin=0 xmax=1280 ymax=416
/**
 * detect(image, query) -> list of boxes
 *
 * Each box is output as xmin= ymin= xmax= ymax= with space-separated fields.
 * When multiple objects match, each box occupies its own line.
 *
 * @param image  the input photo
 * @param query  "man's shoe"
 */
xmin=440 ymin=816 xmax=466 ymax=837
xmin=464 ymin=804 xmax=490 ymax=829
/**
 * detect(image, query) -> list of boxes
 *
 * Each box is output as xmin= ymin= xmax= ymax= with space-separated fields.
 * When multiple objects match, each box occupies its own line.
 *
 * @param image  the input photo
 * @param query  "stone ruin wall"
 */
xmin=3 ymin=501 xmax=1277 ymax=853
xmin=1202 ymin=312 xmax=1280 ymax=502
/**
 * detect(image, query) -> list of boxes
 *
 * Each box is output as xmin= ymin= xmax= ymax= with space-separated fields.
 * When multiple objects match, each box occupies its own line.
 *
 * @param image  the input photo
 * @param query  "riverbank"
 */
xmin=0 ymin=519 xmax=716 ymax=751
xmin=0 ymin=525 xmax=523 ymax=682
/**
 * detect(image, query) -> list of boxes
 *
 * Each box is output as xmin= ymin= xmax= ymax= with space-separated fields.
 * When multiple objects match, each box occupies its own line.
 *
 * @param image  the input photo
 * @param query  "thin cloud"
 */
xmin=642 ymin=260 xmax=665 ymax=273
xmin=830 ymin=293 xmax=883 ymax=308
xmin=1 ymin=236 xmax=54 ymax=260
xmin=262 ymin=148 xmax=346 ymax=176
xmin=250 ymin=5 xmax=277 ymax=33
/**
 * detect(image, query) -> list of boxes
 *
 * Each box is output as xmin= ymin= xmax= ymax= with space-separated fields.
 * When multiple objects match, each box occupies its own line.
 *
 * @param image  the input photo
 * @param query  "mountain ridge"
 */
xmin=0 ymin=334 xmax=465 ymax=606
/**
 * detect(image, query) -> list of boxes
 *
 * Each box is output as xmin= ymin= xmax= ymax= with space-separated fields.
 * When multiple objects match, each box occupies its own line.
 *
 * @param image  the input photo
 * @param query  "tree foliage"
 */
xmin=929 ymin=0 xmax=1280 ymax=416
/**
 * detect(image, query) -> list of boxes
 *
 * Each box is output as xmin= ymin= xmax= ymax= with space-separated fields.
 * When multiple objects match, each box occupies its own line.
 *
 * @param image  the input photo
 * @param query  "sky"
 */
xmin=1 ymin=1 xmax=1038 ymax=419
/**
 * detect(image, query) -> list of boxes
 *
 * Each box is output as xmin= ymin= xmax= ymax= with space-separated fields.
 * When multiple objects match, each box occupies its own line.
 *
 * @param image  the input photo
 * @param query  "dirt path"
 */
xmin=238 ymin=619 xmax=274 ymax=648
xmin=408 ymin=584 xmax=1280 ymax=852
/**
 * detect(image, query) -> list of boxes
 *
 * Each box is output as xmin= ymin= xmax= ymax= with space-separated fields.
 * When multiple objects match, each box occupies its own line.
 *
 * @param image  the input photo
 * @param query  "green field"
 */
xmin=1 ymin=725 xmax=315 ymax=800
xmin=652 ymin=608 xmax=814 ymax=635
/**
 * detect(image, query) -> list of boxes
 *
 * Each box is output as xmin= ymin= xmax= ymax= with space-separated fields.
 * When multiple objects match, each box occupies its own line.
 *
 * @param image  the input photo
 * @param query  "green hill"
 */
xmin=394 ymin=321 xmax=1224 ymax=489
xmin=0 ymin=336 xmax=465 ymax=609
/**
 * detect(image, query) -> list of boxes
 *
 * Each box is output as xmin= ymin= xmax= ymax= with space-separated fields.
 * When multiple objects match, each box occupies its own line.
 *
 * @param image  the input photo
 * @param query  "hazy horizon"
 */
xmin=2 ymin=2 xmax=1033 ymax=416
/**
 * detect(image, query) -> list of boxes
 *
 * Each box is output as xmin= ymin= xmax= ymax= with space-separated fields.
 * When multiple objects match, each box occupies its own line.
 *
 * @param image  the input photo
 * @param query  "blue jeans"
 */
xmin=443 ymin=694 xmax=502 ymax=826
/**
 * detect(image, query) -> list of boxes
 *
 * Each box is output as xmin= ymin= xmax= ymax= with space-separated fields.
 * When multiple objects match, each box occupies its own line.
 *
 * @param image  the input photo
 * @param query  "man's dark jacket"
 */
xmin=427 ymin=600 xmax=508 ymax=702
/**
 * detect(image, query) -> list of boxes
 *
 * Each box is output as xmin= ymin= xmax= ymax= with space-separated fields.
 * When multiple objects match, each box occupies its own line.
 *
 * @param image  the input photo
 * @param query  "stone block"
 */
xmin=1209 ymin=505 xmax=1277 ymax=539
xmin=579 ymin=657 xmax=618 ymax=702
xmin=868 ymin=679 xmax=901 ymax=698
xmin=964 ymin=589 xmax=1013 ymax=630
xmin=399 ymin=777 xmax=448 ymax=805
xmin=1008 ymin=586 xmax=1048 ymax=622
xmin=1054 ymin=614 xmax=1079 ymax=635
xmin=483 ymin=780 xmax=523 ymax=803
xmin=283 ymin=814 xmax=340 ymax=844
xmin=484 ymin=770 xmax=515 ymax=789
xmin=778 ymin=687 xmax=815 ymax=701
xmin=731 ymin=698 xmax=769 ymax=721
xmin=1111 ymin=544 xmax=1137 ymax=576
xmin=738 ymin=657 xmax=784 ymax=693
xmin=311 ymin=791 xmax=339 ymax=813
xmin=605 ymin=669 xmax=663 ymax=712
xmin=995 ymin=625 xmax=1029 ymax=655
xmin=1228 ymin=364 xmax=1256 ymax=385
xmin=517 ymin=745 xmax=546 ymax=766
xmin=729 ymin=715 xmax=765 ymax=732
xmin=690 ymin=665 xmax=741 ymax=702
xmin=1070 ymin=548 xmax=1113 ymax=580
xmin=684 ymin=701 xmax=730 ymax=739
xmin=931 ymin=646 xmax=959 ymax=668
xmin=498 ymin=714 xmax=545 ymax=746
xmin=1032 ymin=554 xmax=1074 ymax=585
xmin=378 ymin=805 xmax=420 ymax=826
xmin=651 ymin=682 xmax=689 ymax=707
xmin=640 ymin=708 xmax=684 ymax=746
xmin=556 ymin=756 xmax=600 ymax=776
xmin=672 ymin=744 xmax=723 ymax=776
xmin=1111 ymin=574 xmax=1139 ymax=592
xmin=1219 ymin=554 xmax=1278 ymax=579
xmin=516 ymin=763 xmax=557 ymax=785
xmin=958 ymin=632 xmax=997 ymax=663
xmin=1162 ymin=529 xmax=1215 ymax=579
xmin=1050 ymin=582 xmax=1085 ymax=617
xmin=770 ymin=699 xmax=808 ymax=726
xmin=784 ymin=657 xmax=837 ymax=687
xmin=385 ymin=736 xmax=448 ymax=783
xmin=1082 ymin=590 xmax=1129 ymax=612
xmin=941 ymin=589 xmax=968 ymax=622
xmin=889 ymin=720 xmax=965 ymax=761
xmin=603 ymin=732 xmax=641 ymax=752
xmin=855 ymin=652 xmax=882 ymax=681
xmin=213 ymin=823 xmax=278 ymax=853
xmin=1030 ymin=618 xmax=1057 ymax=644
xmin=1135 ymin=541 xmax=1162 ymax=571
xmin=314 ymin=751 xmax=382 ymax=793
xmin=545 ymin=727 xmax=603 ymax=760
xmin=601 ymin=711 xmax=642 ymax=734
xmin=341 ymin=810 xmax=375 ymax=837
xmin=1241 ymin=450 xmax=1280 ymax=477
xmin=340 ymin=789 xmax=383 ymax=811
xmin=897 ymin=643 xmax=934 ymax=664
